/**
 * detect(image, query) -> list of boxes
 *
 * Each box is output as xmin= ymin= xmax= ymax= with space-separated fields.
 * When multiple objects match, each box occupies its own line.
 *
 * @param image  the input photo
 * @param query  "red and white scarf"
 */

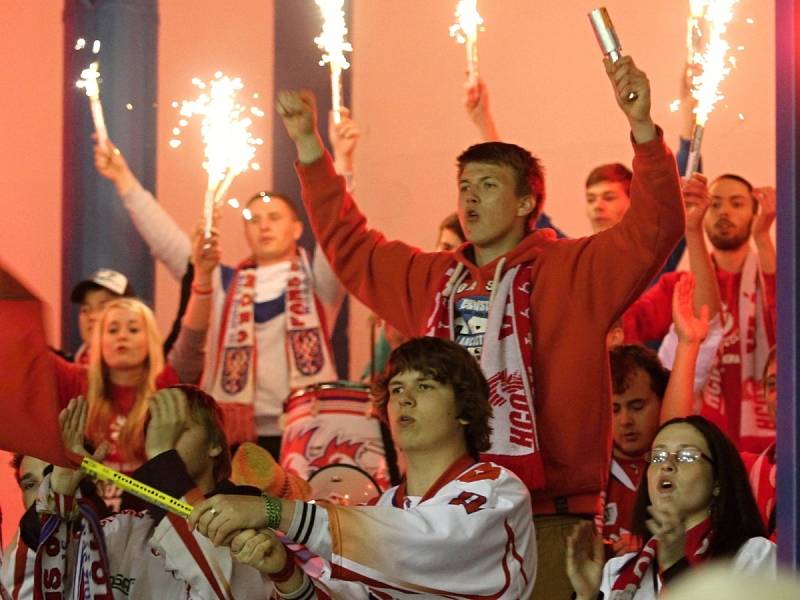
xmin=34 ymin=496 xmax=114 ymax=600
xmin=701 ymin=250 xmax=774 ymax=451
xmin=425 ymin=260 xmax=545 ymax=490
xmin=207 ymin=249 xmax=336 ymax=445
xmin=610 ymin=518 xmax=712 ymax=598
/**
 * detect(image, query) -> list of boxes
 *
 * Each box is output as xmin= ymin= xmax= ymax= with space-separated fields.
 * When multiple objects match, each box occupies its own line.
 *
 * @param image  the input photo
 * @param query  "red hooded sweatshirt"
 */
xmin=295 ymin=130 xmax=684 ymax=516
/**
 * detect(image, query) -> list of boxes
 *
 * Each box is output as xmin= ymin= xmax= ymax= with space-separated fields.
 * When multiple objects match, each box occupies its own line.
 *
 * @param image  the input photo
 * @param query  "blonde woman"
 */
xmin=31 ymin=225 xmax=218 ymax=505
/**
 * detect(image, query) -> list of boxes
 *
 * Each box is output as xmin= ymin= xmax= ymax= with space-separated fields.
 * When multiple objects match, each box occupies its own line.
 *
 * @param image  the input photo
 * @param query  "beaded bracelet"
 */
xmin=262 ymin=494 xmax=282 ymax=530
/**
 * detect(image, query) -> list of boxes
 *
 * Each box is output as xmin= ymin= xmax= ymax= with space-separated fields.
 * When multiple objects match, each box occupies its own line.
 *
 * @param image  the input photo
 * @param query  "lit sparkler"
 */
xmin=449 ymin=0 xmax=484 ymax=86
xmin=685 ymin=0 xmax=739 ymax=175
xmin=75 ymin=39 xmax=107 ymax=146
xmin=173 ymin=73 xmax=263 ymax=237
xmin=315 ymin=0 xmax=352 ymax=124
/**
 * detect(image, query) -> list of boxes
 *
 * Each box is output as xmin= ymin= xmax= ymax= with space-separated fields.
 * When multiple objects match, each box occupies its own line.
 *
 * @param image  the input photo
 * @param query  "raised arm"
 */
xmin=660 ymin=273 xmax=709 ymax=422
xmin=167 ymin=222 xmax=220 ymax=383
xmin=683 ymin=173 xmax=721 ymax=318
xmin=465 ymin=76 xmax=501 ymax=142
xmin=94 ymin=138 xmax=191 ymax=280
xmin=560 ymin=57 xmax=684 ymax=330
xmin=752 ymin=186 xmax=776 ymax=275
xmin=276 ymin=90 xmax=450 ymax=336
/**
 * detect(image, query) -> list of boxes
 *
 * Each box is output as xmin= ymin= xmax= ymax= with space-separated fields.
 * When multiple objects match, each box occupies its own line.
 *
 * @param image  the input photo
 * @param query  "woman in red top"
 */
xmin=51 ymin=224 xmax=220 ymax=492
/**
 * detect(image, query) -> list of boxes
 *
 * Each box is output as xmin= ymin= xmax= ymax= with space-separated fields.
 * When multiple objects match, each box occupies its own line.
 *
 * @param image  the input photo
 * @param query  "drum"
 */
xmin=280 ymin=381 xmax=392 ymax=490
xmin=308 ymin=464 xmax=382 ymax=505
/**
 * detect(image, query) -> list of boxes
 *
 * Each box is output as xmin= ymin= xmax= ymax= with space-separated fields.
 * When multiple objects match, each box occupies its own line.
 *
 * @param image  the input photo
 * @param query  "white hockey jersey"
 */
xmin=288 ymin=456 xmax=536 ymax=599
xmin=33 ymin=474 xmax=275 ymax=600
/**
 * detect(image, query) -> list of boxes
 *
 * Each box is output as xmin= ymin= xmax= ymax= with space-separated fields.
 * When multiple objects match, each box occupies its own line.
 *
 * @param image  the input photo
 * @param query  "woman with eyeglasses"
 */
xmin=566 ymin=415 xmax=775 ymax=599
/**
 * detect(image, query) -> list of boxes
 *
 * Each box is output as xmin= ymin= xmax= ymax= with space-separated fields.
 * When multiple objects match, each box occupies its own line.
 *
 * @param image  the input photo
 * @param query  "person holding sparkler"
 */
xmin=93 ymin=124 xmax=358 ymax=456
xmin=32 ymin=386 xmax=276 ymax=599
xmin=624 ymin=175 xmax=776 ymax=454
xmin=274 ymin=51 xmax=684 ymax=598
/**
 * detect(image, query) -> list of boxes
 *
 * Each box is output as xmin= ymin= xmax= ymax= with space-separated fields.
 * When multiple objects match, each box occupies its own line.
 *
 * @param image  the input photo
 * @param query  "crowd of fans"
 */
xmin=0 ymin=51 xmax=785 ymax=600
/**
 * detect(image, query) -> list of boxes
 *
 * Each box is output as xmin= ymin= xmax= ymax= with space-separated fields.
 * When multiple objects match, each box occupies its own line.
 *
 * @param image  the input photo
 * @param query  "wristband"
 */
xmin=269 ymin=551 xmax=296 ymax=583
xmin=263 ymin=494 xmax=282 ymax=530
xmin=191 ymin=282 xmax=213 ymax=295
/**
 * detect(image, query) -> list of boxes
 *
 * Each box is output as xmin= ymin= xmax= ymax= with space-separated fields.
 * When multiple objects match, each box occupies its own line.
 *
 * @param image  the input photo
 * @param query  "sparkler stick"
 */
xmin=315 ymin=0 xmax=352 ymax=124
xmin=685 ymin=0 xmax=738 ymax=176
xmin=76 ymin=62 xmax=108 ymax=146
xmin=174 ymin=74 xmax=261 ymax=238
xmin=81 ymin=457 xmax=192 ymax=517
xmin=449 ymin=0 xmax=484 ymax=86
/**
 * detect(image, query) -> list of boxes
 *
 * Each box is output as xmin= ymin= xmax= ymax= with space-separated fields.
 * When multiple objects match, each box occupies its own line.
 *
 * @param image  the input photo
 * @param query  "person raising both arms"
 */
xmin=270 ymin=52 xmax=683 ymax=599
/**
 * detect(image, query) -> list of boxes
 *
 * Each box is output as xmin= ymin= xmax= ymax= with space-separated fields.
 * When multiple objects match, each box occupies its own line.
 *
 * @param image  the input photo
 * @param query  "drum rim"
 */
xmin=307 ymin=462 xmax=384 ymax=494
xmin=289 ymin=380 xmax=371 ymax=399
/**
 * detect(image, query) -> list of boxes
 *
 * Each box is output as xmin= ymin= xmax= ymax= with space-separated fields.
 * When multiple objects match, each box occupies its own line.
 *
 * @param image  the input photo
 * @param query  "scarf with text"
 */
xmin=610 ymin=517 xmax=712 ymax=599
xmin=34 ymin=496 xmax=113 ymax=600
xmin=701 ymin=250 xmax=774 ymax=451
xmin=425 ymin=262 xmax=545 ymax=490
xmin=207 ymin=248 xmax=336 ymax=445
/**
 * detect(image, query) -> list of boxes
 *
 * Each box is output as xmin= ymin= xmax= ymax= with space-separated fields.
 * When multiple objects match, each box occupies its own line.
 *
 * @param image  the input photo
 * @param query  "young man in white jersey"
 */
xmin=190 ymin=337 xmax=536 ymax=599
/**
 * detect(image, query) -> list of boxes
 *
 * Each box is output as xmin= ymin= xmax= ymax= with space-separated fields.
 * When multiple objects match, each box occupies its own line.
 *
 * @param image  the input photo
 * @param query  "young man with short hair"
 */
xmin=625 ymin=174 xmax=776 ymax=452
xmin=190 ymin=337 xmax=536 ymax=599
xmin=269 ymin=55 xmax=683 ymax=598
xmin=585 ymin=163 xmax=633 ymax=234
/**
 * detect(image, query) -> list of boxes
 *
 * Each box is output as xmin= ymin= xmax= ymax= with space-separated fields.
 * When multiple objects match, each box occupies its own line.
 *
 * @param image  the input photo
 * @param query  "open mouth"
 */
xmin=396 ymin=415 xmax=415 ymax=427
xmin=465 ymin=210 xmax=479 ymax=222
xmin=657 ymin=478 xmax=675 ymax=492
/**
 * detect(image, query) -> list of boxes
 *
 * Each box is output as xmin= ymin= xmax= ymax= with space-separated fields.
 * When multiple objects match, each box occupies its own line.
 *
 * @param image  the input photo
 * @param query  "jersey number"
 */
xmin=449 ymin=491 xmax=487 ymax=514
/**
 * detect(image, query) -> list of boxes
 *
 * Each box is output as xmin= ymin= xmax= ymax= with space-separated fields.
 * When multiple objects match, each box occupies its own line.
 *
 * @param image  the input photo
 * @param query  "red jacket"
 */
xmin=296 ymin=131 xmax=684 ymax=515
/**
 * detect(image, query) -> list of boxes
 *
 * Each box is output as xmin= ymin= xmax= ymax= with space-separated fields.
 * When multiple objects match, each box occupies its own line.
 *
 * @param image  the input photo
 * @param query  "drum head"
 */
xmin=308 ymin=464 xmax=382 ymax=506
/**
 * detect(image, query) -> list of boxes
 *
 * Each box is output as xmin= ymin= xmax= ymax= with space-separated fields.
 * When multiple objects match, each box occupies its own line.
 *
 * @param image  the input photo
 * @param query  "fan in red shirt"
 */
xmin=625 ymin=176 xmax=777 ymax=453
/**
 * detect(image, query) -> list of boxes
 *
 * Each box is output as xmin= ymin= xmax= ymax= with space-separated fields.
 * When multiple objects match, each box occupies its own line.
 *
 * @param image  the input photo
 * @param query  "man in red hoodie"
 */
xmin=275 ymin=55 xmax=684 ymax=599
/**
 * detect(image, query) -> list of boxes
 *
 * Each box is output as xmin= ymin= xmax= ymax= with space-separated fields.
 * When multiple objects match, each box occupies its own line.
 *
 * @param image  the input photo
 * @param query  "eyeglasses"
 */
xmin=645 ymin=448 xmax=714 ymax=465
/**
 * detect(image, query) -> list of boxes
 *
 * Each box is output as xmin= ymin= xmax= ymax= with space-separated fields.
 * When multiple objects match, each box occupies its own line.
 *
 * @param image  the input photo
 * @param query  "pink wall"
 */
xmin=0 ymin=0 xmax=776 ymax=546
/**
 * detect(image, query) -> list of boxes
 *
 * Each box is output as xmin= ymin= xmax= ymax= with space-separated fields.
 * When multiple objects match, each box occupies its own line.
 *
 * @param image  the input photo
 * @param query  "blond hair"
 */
xmin=86 ymin=297 xmax=164 ymax=462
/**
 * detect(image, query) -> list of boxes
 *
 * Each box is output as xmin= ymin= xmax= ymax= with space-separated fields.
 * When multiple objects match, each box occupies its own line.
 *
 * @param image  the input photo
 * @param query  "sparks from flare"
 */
xmin=684 ymin=0 xmax=739 ymax=176
xmin=691 ymin=0 xmax=739 ymax=127
xmin=172 ymin=73 xmax=263 ymax=236
xmin=315 ymin=0 xmax=352 ymax=124
xmin=450 ymin=0 xmax=484 ymax=85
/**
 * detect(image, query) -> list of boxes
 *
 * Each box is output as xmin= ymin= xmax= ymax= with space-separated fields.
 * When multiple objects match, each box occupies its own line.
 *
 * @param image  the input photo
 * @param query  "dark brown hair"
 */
xmin=610 ymin=344 xmax=670 ymax=399
xmin=585 ymin=163 xmax=632 ymax=198
xmin=456 ymin=142 xmax=546 ymax=225
xmin=373 ymin=337 xmax=492 ymax=460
